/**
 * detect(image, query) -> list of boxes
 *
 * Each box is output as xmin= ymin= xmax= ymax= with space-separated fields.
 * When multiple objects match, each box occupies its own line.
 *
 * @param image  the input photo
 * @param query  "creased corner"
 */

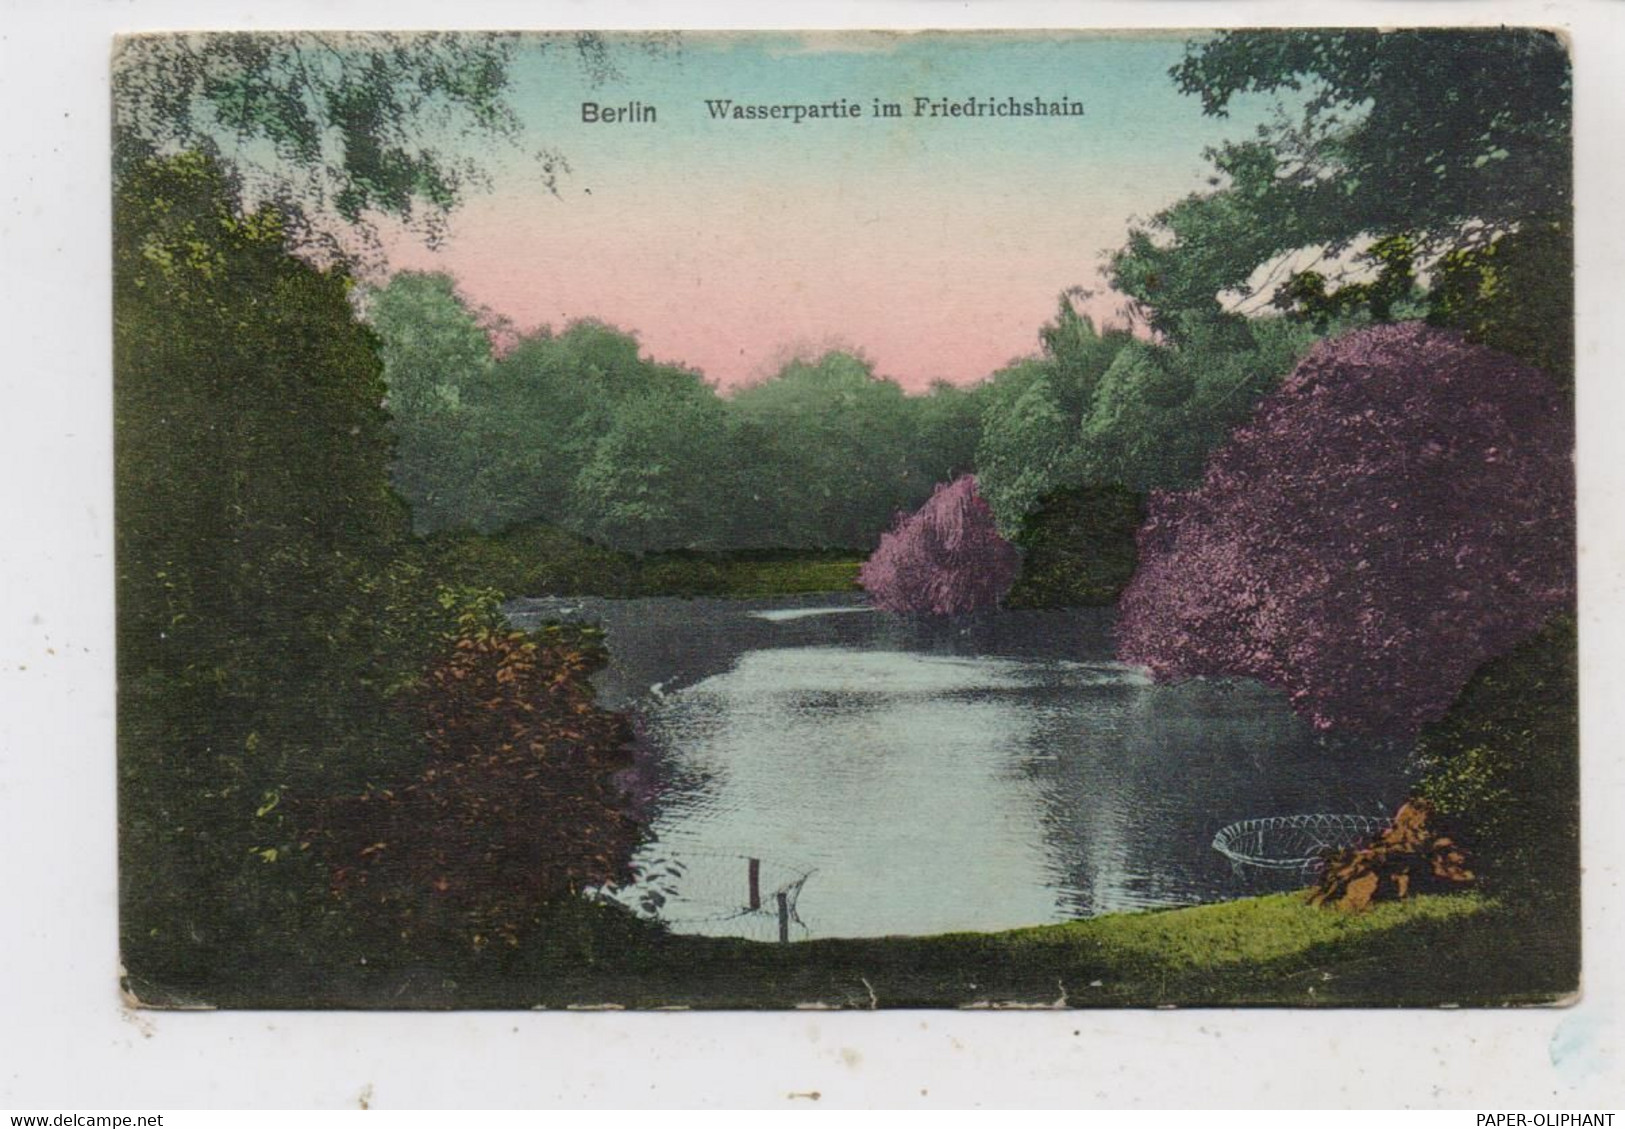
xmin=119 ymin=963 xmax=218 ymax=1012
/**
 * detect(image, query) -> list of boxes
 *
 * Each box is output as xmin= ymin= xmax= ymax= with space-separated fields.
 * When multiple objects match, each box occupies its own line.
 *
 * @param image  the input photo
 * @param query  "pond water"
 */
xmin=506 ymin=594 xmax=1408 ymax=940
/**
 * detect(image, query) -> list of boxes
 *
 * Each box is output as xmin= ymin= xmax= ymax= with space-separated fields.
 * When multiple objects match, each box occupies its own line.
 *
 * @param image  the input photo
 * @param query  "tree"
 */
xmin=568 ymin=384 xmax=733 ymax=552
xmin=366 ymin=272 xmax=493 ymax=418
xmin=1409 ymin=615 xmax=1578 ymax=898
xmin=386 ymin=317 xmax=710 ymax=538
xmin=365 ymin=272 xmax=495 ymax=532
xmin=115 ymin=32 xmax=521 ymax=256
xmin=974 ymin=372 xmax=1078 ymax=537
xmin=1005 ymin=484 xmax=1144 ymax=609
xmin=1037 ymin=290 xmax=1136 ymax=422
xmin=461 ymin=323 xmax=629 ymax=533
xmin=1077 ymin=342 xmax=1195 ymax=490
xmin=972 ymin=304 xmax=1315 ymax=529
xmin=115 ymin=152 xmax=407 ymax=699
xmin=1074 ymin=319 xmax=1321 ymax=492
xmin=115 ymin=151 xmax=423 ymax=992
xmin=859 ymin=476 xmax=1019 ymax=615
xmin=1172 ymin=314 xmax=1323 ymax=462
xmin=1426 ymin=220 xmax=1574 ymax=390
xmin=908 ymin=380 xmax=984 ymax=491
xmin=1173 ymin=30 xmax=1570 ymax=245
xmin=1111 ymin=29 xmax=1570 ymax=336
xmin=972 ymin=297 xmax=1138 ymax=534
xmin=728 ymin=352 xmax=919 ymax=549
xmin=113 ymin=31 xmax=676 ymax=258
xmin=1116 ymin=323 xmax=1573 ymax=738
xmin=1108 ymin=185 xmax=1282 ymax=342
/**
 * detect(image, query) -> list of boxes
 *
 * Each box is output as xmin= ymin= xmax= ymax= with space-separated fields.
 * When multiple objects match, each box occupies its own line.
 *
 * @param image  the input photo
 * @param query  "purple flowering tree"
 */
xmin=860 ymin=475 xmax=1020 ymax=614
xmin=1116 ymin=322 xmax=1573 ymax=738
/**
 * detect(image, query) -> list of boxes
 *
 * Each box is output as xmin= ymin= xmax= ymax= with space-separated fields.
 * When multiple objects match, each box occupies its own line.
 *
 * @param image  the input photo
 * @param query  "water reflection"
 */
xmin=509 ymin=595 xmax=1407 ymax=939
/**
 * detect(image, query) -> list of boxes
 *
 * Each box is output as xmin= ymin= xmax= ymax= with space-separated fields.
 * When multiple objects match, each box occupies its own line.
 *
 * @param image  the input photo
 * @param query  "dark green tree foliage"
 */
xmin=459 ymin=324 xmax=619 ymax=532
xmin=974 ymin=364 xmax=1078 ymax=537
xmin=115 ymin=155 xmax=648 ymax=999
xmin=1112 ymin=29 xmax=1571 ymax=336
xmin=364 ymin=276 xmax=982 ymax=554
xmin=361 ymin=280 xmax=1304 ymax=563
xmin=727 ymin=352 xmax=922 ymax=550
xmin=569 ymin=384 xmax=734 ymax=552
xmin=909 ymin=380 xmax=984 ymax=490
xmin=1174 ymin=29 xmax=1570 ymax=241
xmin=723 ymin=374 xmax=987 ymax=553
xmin=423 ymin=524 xmax=635 ymax=598
xmin=365 ymin=272 xmax=494 ymax=532
xmin=111 ymin=31 xmax=640 ymax=255
xmin=1426 ymin=221 xmax=1574 ymax=390
xmin=1273 ymin=234 xmax=1421 ymax=328
xmin=1038 ymin=290 xmax=1135 ymax=422
xmin=1143 ymin=315 xmax=1325 ymax=489
xmin=976 ymin=297 xmax=1317 ymax=532
xmin=364 ymin=280 xmax=1313 ymax=565
xmin=1078 ymin=341 xmax=1196 ymax=488
xmin=1409 ymin=616 xmax=1578 ymax=898
xmin=1108 ymin=185 xmax=1287 ymax=342
xmin=975 ymin=296 xmax=1134 ymax=533
xmin=115 ymin=32 xmax=519 ymax=251
xmin=367 ymin=273 xmax=492 ymax=418
xmin=476 ymin=323 xmax=724 ymax=541
xmin=116 ymin=152 xmax=409 ymax=712
xmin=1005 ymin=485 xmax=1145 ymax=609
xmin=115 ymin=153 xmax=419 ymax=993
xmin=367 ymin=297 xmax=716 ymax=541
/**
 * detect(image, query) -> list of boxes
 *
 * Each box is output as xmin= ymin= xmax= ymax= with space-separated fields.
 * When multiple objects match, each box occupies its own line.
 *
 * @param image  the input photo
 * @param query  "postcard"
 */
xmin=112 ymin=27 xmax=1577 ymax=1009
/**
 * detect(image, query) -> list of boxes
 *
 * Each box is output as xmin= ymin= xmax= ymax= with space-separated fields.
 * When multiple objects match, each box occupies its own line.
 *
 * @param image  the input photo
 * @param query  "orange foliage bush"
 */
xmin=1309 ymin=800 xmax=1474 ymax=912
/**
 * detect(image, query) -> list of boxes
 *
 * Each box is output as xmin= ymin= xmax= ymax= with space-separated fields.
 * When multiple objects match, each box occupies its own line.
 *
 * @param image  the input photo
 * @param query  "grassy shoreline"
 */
xmin=151 ymin=887 xmax=1576 ymax=1011
xmin=425 ymin=522 xmax=865 ymax=599
xmin=520 ymin=889 xmax=1572 ymax=1012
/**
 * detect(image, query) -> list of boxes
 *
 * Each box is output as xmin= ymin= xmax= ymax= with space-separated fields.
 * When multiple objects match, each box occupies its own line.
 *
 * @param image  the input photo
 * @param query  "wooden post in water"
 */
xmin=748 ymin=857 xmax=761 ymax=911
xmin=776 ymin=890 xmax=790 ymax=944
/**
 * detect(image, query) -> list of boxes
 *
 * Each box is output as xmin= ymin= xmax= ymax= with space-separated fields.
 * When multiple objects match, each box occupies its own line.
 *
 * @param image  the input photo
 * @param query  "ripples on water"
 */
xmin=510 ymin=595 xmax=1407 ymax=940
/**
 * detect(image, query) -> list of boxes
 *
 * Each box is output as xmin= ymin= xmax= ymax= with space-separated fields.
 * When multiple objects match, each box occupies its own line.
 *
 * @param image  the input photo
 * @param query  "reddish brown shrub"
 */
xmin=314 ymin=621 xmax=643 ymax=947
xmin=1309 ymin=800 xmax=1474 ymax=912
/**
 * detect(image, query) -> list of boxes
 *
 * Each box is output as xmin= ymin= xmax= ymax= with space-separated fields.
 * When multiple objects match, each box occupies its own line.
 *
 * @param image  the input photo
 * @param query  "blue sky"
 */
xmin=384 ymin=31 xmax=1280 ymax=388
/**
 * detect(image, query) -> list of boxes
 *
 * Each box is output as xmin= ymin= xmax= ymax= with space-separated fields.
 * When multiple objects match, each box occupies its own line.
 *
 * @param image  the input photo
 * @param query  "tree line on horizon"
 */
xmin=366 ymin=271 xmax=1333 ymax=557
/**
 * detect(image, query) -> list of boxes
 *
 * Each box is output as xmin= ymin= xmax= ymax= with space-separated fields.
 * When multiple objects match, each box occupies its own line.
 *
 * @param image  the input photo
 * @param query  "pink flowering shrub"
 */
xmin=1116 ymin=323 xmax=1573 ymax=738
xmin=860 ymin=475 xmax=1020 ymax=614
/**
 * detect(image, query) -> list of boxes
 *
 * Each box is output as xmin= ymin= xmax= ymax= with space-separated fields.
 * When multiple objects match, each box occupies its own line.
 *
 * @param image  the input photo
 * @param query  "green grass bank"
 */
xmin=158 ymin=887 xmax=1576 ymax=1011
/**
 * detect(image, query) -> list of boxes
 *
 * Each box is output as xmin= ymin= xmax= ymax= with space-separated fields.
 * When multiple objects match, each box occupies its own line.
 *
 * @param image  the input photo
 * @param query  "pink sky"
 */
xmin=376 ymin=33 xmax=1252 ymax=392
xmin=384 ymin=182 xmax=1147 ymax=392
